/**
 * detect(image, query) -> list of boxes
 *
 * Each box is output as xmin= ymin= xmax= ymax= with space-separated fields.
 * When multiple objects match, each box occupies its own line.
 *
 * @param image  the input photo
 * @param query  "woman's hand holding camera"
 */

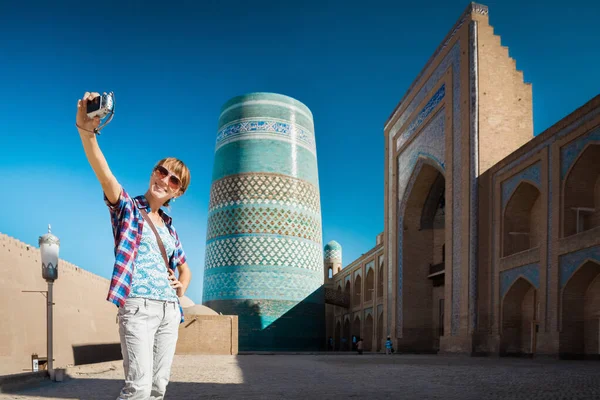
xmin=76 ymin=92 xmax=101 ymax=135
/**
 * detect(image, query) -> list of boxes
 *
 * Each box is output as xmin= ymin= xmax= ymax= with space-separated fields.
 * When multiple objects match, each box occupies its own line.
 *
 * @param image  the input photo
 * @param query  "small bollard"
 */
xmin=54 ymin=368 xmax=65 ymax=382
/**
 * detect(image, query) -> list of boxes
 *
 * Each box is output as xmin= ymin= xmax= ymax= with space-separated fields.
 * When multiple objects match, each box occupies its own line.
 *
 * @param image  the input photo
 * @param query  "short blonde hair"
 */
xmin=155 ymin=157 xmax=191 ymax=206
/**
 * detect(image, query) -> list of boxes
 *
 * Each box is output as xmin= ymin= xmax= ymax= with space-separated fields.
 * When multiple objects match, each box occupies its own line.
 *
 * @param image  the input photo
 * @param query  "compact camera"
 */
xmin=86 ymin=92 xmax=115 ymax=119
xmin=85 ymin=91 xmax=115 ymax=134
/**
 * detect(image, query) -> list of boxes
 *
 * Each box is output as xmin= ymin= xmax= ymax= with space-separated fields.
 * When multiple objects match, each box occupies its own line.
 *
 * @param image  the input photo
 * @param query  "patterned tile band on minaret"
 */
xmin=203 ymin=92 xmax=325 ymax=351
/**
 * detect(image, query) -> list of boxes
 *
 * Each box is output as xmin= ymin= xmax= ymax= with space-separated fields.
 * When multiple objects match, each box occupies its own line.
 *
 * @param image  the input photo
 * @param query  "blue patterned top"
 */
xmin=129 ymin=221 xmax=179 ymax=302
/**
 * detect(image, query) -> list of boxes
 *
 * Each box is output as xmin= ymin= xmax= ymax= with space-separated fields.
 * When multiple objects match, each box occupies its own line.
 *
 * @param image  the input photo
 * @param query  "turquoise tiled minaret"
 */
xmin=203 ymin=92 xmax=325 ymax=351
xmin=324 ymin=240 xmax=342 ymax=278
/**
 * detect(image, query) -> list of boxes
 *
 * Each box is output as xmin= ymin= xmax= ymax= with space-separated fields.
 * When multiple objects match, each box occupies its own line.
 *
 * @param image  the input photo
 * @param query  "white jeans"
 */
xmin=117 ymin=297 xmax=181 ymax=400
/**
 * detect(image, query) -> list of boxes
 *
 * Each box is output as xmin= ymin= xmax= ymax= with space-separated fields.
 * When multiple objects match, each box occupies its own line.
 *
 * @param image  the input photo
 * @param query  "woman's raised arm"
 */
xmin=76 ymin=91 xmax=121 ymax=205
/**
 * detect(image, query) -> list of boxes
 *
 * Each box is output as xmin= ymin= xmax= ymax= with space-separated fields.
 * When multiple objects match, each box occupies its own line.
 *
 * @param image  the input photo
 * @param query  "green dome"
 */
xmin=324 ymin=240 xmax=342 ymax=251
xmin=324 ymin=241 xmax=342 ymax=262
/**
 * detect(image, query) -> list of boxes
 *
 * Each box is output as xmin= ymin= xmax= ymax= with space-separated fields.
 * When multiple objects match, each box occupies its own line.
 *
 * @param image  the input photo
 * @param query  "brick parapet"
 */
xmin=0 ymin=232 xmax=109 ymax=284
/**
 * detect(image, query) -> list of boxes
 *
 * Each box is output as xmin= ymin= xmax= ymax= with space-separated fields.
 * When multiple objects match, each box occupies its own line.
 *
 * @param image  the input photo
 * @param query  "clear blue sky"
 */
xmin=0 ymin=0 xmax=598 ymax=304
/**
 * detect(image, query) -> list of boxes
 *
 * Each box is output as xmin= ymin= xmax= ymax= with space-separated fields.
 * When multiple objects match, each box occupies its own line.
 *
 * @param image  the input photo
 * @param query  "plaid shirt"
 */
xmin=104 ymin=187 xmax=187 ymax=322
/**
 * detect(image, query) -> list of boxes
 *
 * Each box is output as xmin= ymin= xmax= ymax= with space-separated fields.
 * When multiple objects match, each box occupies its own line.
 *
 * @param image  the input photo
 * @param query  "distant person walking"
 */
xmin=385 ymin=336 xmax=393 ymax=355
xmin=76 ymin=91 xmax=192 ymax=400
xmin=357 ymin=338 xmax=364 ymax=355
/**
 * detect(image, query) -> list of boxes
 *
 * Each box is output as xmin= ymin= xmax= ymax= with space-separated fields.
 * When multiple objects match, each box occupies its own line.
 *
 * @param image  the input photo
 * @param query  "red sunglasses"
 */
xmin=154 ymin=165 xmax=182 ymax=190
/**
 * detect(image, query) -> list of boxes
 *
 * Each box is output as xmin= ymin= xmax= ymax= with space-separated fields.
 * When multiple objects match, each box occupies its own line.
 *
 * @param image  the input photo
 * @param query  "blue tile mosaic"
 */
xmin=220 ymin=92 xmax=313 ymax=122
xmin=395 ymin=84 xmax=446 ymax=151
xmin=560 ymin=126 xmax=600 ymax=180
xmin=204 ymin=93 xmax=324 ymax=351
xmin=209 ymin=173 xmax=320 ymax=213
xmin=212 ymin=139 xmax=320 ymax=188
xmin=501 ymin=162 xmax=541 ymax=209
xmin=468 ymin=20 xmax=480 ymax=333
xmin=500 ymin=264 xmax=540 ymax=298
xmin=396 ymin=109 xmax=447 ymax=197
xmin=559 ymin=245 xmax=600 ymax=288
xmin=206 ymin=204 xmax=322 ymax=242
xmin=204 ymin=234 xmax=323 ymax=271
xmin=449 ymin=41 xmax=463 ymax=337
xmin=216 ymin=119 xmax=316 ymax=155
xmin=203 ymin=265 xmax=323 ymax=302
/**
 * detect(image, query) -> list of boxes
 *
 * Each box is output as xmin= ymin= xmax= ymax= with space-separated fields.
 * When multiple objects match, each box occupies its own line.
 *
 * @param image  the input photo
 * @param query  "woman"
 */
xmin=76 ymin=91 xmax=192 ymax=399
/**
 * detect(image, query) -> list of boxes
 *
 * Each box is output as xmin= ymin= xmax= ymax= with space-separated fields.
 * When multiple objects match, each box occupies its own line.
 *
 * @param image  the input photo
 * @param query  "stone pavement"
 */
xmin=2 ymin=354 xmax=599 ymax=399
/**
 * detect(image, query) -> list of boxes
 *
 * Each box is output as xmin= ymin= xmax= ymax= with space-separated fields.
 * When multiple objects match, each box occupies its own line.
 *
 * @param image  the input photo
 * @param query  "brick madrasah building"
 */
xmin=324 ymin=2 xmax=600 ymax=357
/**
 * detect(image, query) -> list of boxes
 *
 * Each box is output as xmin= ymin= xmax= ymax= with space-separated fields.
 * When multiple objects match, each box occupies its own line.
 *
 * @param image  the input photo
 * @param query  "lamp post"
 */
xmin=39 ymin=224 xmax=59 ymax=376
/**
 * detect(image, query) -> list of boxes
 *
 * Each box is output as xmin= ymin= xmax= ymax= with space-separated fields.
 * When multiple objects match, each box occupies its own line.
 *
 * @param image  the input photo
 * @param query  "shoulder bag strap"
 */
xmin=139 ymin=208 xmax=170 ymax=273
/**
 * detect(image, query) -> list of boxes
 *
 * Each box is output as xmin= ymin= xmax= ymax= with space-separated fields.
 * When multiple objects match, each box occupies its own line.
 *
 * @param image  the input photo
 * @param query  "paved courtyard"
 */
xmin=2 ymin=354 xmax=599 ymax=399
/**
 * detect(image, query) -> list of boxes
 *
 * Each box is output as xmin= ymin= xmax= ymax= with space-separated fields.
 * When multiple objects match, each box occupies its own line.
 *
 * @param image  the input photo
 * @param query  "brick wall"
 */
xmin=0 ymin=231 xmax=239 ymax=376
xmin=0 ymin=232 xmax=120 ymax=375
xmin=176 ymin=314 xmax=238 ymax=355
xmin=476 ymin=90 xmax=600 ymax=356
xmin=474 ymin=13 xmax=534 ymax=175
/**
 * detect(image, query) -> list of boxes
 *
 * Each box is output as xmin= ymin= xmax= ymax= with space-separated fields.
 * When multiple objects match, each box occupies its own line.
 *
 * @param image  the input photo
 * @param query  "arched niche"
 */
xmin=563 ymin=143 xmax=600 ymax=237
xmin=502 ymin=181 xmax=542 ymax=257
xmin=560 ymin=260 xmax=600 ymax=357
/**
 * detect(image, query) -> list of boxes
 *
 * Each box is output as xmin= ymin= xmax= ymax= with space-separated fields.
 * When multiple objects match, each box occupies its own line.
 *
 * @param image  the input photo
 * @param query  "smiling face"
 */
xmin=147 ymin=157 xmax=191 ymax=207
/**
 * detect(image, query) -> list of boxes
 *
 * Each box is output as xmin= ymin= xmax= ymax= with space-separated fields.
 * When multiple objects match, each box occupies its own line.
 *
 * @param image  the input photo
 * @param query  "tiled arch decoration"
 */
xmin=559 ymin=245 xmax=600 ymax=288
xmin=366 ymin=260 xmax=375 ymax=274
xmin=364 ymin=307 xmax=374 ymax=320
xmin=389 ymin=36 xmax=461 ymax=337
xmin=560 ymin=126 xmax=600 ymax=181
xmin=500 ymin=263 xmax=540 ymax=298
xmin=501 ymin=162 xmax=542 ymax=209
xmin=353 ymin=270 xmax=363 ymax=306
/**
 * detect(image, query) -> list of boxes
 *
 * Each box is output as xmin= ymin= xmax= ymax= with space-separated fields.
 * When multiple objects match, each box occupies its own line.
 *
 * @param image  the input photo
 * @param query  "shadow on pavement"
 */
xmin=3 ymin=378 xmax=260 ymax=400
xmin=5 ymin=354 xmax=600 ymax=400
